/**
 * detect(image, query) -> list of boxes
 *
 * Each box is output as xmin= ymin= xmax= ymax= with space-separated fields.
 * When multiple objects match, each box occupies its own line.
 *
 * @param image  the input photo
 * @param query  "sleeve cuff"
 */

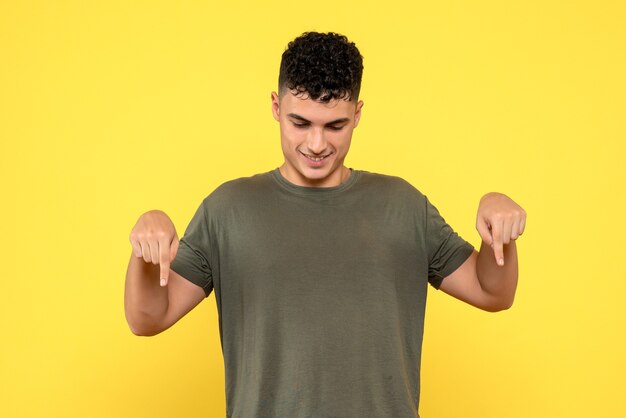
xmin=170 ymin=239 xmax=213 ymax=297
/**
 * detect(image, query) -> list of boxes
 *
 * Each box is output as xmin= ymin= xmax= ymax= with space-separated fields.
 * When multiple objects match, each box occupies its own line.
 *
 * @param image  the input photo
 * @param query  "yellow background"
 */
xmin=1 ymin=1 xmax=624 ymax=417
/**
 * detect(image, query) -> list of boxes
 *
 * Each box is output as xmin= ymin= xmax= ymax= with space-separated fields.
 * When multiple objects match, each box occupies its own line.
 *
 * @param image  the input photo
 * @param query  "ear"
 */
xmin=353 ymin=100 xmax=364 ymax=128
xmin=271 ymin=91 xmax=280 ymax=121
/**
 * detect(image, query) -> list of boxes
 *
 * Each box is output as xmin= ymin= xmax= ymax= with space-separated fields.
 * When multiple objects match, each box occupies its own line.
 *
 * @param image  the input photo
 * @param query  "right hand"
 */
xmin=129 ymin=210 xmax=180 ymax=287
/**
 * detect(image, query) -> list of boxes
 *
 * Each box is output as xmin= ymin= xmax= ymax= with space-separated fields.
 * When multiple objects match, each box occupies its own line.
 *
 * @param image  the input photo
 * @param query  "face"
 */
xmin=271 ymin=90 xmax=364 ymax=187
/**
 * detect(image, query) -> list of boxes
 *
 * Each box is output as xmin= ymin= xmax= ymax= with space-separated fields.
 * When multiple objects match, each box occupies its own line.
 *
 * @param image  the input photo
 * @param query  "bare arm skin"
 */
xmin=438 ymin=193 xmax=526 ymax=312
xmin=124 ymin=210 xmax=206 ymax=336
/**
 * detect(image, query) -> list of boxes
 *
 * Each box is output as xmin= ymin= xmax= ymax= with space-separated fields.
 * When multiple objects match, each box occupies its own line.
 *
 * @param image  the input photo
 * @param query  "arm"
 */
xmin=125 ymin=210 xmax=206 ymax=336
xmin=438 ymin=193 xmax=526 ymax=312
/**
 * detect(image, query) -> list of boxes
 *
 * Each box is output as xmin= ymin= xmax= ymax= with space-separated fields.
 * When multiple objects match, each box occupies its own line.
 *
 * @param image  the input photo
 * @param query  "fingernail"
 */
xmin=498 ymin=258 xmax=504 ymax=266
xmin=160 ymin=278 xmax=166 ymax=286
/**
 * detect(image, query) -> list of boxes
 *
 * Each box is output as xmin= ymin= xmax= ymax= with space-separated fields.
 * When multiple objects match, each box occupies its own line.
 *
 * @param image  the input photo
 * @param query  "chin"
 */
xmin=300 ymin=171 xmax=329 ymax=183
xmin=282 ymin=154 xmax=343 ymax=186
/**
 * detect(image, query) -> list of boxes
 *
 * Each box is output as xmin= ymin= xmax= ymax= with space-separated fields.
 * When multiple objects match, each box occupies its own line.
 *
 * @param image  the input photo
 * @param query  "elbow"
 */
xmin=484 ymin=297 xmax=515 ymax=313
xmin=128 ymin=324 xmax=144 ymax=336
xmin=485 ymin=304 xmax=511 ymax=313
xmin=125 ymin=313 xmax=163 ymax=337
xmin=128 ymin=322 xmax=162 ymax=337
xmin=128 ymin=323 xmax=149 ymax=336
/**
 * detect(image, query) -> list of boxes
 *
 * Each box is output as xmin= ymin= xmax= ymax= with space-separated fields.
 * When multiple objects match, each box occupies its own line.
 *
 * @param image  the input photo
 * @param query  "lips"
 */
xmin=300 ymin=151 xmax=332 ymax=162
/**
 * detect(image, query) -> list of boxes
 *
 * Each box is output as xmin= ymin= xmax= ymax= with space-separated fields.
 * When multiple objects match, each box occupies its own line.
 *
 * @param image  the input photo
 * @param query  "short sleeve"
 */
xmin=170 ymin=199 xmax=213 ymax=297
xmin=425 ymin=196 xmax=475 ymax=289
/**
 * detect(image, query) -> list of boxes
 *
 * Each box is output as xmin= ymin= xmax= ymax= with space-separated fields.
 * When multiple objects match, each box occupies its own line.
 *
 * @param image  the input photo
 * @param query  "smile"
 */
xmin=300 ymin=151 xmax=332 ymax=162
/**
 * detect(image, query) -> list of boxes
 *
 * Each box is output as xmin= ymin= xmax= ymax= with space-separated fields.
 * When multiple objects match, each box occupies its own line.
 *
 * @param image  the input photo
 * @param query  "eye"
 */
xmin=292 ymin=122 xmax=308 ymax=128
xmin=327 ymin=126 xmax=344 ymax=131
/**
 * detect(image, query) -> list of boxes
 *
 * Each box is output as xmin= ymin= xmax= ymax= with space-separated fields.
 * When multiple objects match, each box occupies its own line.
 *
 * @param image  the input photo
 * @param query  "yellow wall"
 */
xmin=1 ymin=1 xmax=624 ymax=417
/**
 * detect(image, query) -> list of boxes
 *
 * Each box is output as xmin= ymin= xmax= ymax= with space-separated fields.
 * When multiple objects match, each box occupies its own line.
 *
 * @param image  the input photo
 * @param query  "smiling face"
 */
xmin=271 ymin=90 xmax=364 ymax=187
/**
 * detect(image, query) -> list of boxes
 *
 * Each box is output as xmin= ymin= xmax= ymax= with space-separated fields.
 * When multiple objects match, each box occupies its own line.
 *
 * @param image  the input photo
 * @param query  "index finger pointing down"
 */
xmin=159 ymin=239 xmax=171 ymax=286
xmin=492 ymin=218 xmax=505 ymax=266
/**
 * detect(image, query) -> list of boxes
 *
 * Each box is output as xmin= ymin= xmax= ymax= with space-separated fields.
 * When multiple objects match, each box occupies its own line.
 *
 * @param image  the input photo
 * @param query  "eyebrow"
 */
xmin=287 ymin=113 xmax=350 ymax=125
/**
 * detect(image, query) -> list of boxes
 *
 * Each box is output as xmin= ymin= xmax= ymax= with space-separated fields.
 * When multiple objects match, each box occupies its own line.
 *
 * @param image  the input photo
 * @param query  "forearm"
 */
xmin=476 ymin=240 xmax=518 ymax=309
xmin=124 ymin=252 xmax=170 ymax=335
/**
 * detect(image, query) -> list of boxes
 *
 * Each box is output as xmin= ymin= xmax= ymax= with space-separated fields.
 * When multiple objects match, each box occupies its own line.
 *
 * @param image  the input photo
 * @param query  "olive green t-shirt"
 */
xmin=170 ymin=168 xmax=474 ymax=418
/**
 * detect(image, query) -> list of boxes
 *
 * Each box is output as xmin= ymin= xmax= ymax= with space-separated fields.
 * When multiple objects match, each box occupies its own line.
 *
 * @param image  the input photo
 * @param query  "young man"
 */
xmin=126 ymin=31 xmax=526 ymax=418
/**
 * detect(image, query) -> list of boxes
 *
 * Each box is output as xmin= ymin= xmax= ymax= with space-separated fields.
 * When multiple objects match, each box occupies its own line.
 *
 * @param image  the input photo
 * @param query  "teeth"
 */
xmin=303 ymin=153 xmax=329 ymax=161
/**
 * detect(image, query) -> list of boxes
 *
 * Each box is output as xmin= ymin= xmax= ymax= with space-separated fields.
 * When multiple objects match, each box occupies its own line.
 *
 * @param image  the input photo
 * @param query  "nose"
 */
xmin=305 ymin=127 xmax=328 ymax=155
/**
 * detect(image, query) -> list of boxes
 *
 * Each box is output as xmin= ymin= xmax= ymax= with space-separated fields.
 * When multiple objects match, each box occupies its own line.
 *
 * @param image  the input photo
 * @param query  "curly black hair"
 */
xmin=278 ymin=31 xmax=364 ymax=103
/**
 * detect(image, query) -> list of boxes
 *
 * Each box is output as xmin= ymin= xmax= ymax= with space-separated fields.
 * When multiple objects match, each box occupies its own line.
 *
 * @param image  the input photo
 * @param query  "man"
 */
xmin=125 ymin=31 xmax=526 ymax=418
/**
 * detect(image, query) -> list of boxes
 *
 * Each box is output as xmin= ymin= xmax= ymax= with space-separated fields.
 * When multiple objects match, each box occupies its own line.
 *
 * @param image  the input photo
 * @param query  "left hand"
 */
xmin=476 ymin=192 xmax=527 ymax=266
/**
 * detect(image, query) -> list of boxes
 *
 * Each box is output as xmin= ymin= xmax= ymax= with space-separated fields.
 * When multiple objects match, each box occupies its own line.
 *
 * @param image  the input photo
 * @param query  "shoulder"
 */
xmin=214 ymin=171 xmax=272 ymax=194
xmin=199 ymin=171 xmax=274 ymax=209
xmin=357 ymin=170 xmax=426 ymax=200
